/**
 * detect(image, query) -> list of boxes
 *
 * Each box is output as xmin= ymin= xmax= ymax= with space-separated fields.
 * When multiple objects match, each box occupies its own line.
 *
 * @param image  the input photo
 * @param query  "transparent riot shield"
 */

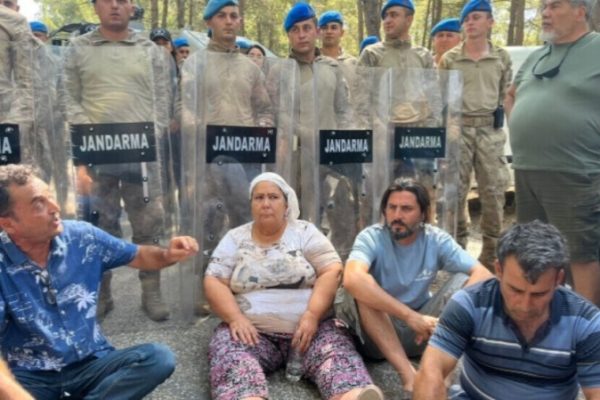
xmin=383 ymin=68 xmax=462 ymax=236
xmin=62 ymin=44 xmax=180 ymax=331
xmin=301 ymin=64 xmax=390 ymax=260
xmin=0 ymin=28 xmax=72 ymax=213
xmin=180 ymin=50 xmax=296 ymax=317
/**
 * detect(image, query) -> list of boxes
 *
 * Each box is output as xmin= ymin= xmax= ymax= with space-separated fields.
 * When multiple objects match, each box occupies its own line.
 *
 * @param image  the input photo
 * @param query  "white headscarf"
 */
xmin=249 ymin=172 xmax=300 ymax=222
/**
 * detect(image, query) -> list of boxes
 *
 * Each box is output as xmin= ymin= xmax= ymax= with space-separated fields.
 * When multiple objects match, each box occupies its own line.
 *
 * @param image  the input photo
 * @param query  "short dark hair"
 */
xmin=379 ymin=178 xmax=430 ymax=222
xmin=497 ymin=220 xmax=569 ymax=283
xmin=0 ymin=164 xmax=38 ymax=217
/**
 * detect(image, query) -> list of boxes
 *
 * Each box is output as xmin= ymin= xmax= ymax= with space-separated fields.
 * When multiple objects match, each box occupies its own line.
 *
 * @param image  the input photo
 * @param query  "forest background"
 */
xmin=35 ymin=0 xmax=600 ymax=56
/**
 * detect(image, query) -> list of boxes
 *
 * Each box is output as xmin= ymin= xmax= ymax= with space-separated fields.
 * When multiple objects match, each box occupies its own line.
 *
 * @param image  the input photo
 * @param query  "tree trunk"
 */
xmin=422 ymin=0 xmax=432 ymax=47
xmin=150 ymin=0 xmax=158 ymax=28
xmin=188 ymin=0 xmax=194 ymax=28
xmin=507 ymin=0 xmax=525 ymax=45
xmin=362 ymin=0 xmax=381 ymax=37
xmin=177 ymin=0 xmax=185 ymax=28
xmin=161 ymin=0 xmax=168 ymax=28
xmin=357 ymin=0 xmax=364 ymax=44
xmin=239 ymin=0 xmax=245 ymax=36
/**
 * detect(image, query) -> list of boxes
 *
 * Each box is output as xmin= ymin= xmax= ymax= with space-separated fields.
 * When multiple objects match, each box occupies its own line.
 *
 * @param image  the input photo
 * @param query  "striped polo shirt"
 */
xmin=430 ymin=279 xmax=600 ymax=400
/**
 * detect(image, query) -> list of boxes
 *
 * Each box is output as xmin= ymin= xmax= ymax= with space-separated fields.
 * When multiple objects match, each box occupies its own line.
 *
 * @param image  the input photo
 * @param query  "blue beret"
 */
xmin=203 ymin=0 xmax=238 ymax=20
xmin=284 ymin=2 xmax=316 ymax=32
xmin=431 ymin=18 xmax=461 ymax=36
xmin=460 ymin=0 xmax=492 ymax=24
xmin=360 ymin=35 xmax=379 ymax=52
xmin=318 ymin=10 xmax=344 ymax=28
xmin=236 ymin=37 xmax=253 ymax=49
xmin=29 ymin=21 xmax=48 ymax=34
xmin=381 ymin=0 xmax=415 ymax=18
xmin=173 ymin=37 xmax=189 ymax=48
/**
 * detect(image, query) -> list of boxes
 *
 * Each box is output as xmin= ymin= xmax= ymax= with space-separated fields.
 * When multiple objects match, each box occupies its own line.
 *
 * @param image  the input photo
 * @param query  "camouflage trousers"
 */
xmin=457 ymin=121 xmax=509 ymax=270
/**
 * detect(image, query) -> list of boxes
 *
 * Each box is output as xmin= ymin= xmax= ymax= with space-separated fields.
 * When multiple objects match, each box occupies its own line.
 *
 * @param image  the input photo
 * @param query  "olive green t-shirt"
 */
xmin=509 ymin=32 xmax=600 ymax=174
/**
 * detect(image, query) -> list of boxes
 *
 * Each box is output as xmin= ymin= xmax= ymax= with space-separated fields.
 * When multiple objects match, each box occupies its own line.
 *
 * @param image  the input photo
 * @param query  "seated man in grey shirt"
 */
xmin=336 ymin=179 xmax=492 ymax=397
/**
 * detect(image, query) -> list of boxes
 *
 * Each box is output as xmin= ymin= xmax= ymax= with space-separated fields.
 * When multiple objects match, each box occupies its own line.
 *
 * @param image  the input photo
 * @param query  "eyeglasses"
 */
xmin=36 ymin=269 xmax=58 ymax=305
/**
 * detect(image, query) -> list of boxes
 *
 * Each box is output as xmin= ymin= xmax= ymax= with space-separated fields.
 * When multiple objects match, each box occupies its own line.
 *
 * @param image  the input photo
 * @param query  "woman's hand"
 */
xmin=292 ymin=310 xmax=319 ymax=353
xmin=229 ymin=315 xmax=260 ymax=346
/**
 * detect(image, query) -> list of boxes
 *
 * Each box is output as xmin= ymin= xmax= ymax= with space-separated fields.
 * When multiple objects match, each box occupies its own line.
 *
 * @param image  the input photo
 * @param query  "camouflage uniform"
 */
xmin=358 ymin=38 xmax=433 ymax=69
xmin=336 ymin=51 xmax=358 ymax=112
xmin=0 ymin=7 xmax=31 ymax=124
xmin=181 ymin=39 xmax=274 ymax=236
xmin=0 ymin=8 xmax=55 ymax=180
xmin=190 ymin=40 xmax=273 ymax=126
xmin=63 ymin=29 xmax=174 ymax=320
xmin=439 ymin=41 xmax=512 ymax=269
xmin=285 ymin=49 xmax=353 ymax=258
xmin=359 ymin=37 xmax=442 ymax=223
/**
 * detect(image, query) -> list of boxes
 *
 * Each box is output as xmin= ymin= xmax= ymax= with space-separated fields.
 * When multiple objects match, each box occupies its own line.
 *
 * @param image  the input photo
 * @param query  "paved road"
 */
xmin=102 ymin=266 xmax=410 ymax=399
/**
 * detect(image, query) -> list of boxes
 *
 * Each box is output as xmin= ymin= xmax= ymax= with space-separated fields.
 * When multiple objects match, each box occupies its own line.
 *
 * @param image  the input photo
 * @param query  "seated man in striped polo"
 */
xmin=414 ymin=220 xmax=600 ymax=400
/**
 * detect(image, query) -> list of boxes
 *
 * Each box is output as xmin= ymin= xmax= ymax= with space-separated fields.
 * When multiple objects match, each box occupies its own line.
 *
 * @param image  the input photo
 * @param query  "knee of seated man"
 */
xmin=139 ymin=343 xmax=176 ymax=380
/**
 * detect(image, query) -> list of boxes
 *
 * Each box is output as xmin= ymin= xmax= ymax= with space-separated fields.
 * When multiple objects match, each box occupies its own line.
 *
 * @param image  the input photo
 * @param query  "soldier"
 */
xmin=63 ymin=0 xmax=175 ymax=321
xmin=438 ymin=0 xmax=512 ymax=270
xmin=318 ymin=10 xmax=359 ymax=115
xmin=29 ymin=20 xmax=49 ymax=42
xmin=319 ymin=10 xmax=357 ymax=71
xmin=1 ymin=2 xmax=56 ymax=186
xmin=359 ymin=0 xmax=433 ymax=69
xmin=359 ymin=35 xmax=379 ymax=55
xmin=181 ymin=0 xmax=275 ymax=315
xmin=282 ymin=3 xmax=354 ymax=257
xmin=430 ymin=18 xmax=461 ymax=66
xmin=149 ymin=27 xmax=173 ymax=53
xmin=198 ymin=0 xmax=272 ymax=127
xmin=283 ymin=2 xmax=349 ymax=130
xmin=173 ymin=36 xmax=190 ymax=65
xmin=0 ymin=3 xmax=31 ymax=128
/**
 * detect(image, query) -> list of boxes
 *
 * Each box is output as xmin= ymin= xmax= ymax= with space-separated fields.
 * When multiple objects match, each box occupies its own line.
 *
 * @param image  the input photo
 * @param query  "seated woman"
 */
xmin=204 ymin=172 xmax=383 ymax=400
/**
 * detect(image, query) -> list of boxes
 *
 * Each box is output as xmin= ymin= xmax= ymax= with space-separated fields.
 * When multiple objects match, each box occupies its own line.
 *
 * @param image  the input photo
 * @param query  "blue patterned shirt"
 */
xmin=430 ymin=279 xmax=600 ymax=399
xmin=0 ymin=220 xmax=137 ymax=372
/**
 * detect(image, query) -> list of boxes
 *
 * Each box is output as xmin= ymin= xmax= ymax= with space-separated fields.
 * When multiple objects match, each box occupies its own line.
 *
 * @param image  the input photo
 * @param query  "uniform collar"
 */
xmin=207 ymin=39 xmax=240 ymax=53
xmin=455 ymin=40 xmax=500 ymax=61
xmin=87 ymin=28 xmax=139 ymax=45
xmin=383 ymin=37 xmax=412 ymax=49
xmin=289 ymin=47 xmax=321 ymax=65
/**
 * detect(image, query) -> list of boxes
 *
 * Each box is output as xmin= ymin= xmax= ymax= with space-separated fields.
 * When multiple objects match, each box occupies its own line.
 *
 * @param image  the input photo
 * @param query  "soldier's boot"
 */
xmin=97 ymin=271 xmax=114 ymax=322
xmin=140 ymin=271 xmax=170 ymax=321
xmin=478 ymin=236 xmax=498 ymax=272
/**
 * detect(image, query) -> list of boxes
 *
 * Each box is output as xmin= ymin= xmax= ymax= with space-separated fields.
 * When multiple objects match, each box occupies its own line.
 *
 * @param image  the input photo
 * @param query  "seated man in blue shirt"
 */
xmin=414 ymin=220 xmax=600 ymax=400
xmin=337 ymin=179 xmax=492 ymax=395
xmin=0 ymin=164 xmax=199 ymax=399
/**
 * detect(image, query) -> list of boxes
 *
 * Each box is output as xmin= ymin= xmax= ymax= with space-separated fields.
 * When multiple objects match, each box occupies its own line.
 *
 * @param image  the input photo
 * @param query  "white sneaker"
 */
xmin=357 ymin=384 xmax=384 ymax=400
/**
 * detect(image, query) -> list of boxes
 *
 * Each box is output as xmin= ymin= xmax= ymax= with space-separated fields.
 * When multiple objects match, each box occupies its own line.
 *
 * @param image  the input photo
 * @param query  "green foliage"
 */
xmin=35 ymin=0 xmax=548 ymax=53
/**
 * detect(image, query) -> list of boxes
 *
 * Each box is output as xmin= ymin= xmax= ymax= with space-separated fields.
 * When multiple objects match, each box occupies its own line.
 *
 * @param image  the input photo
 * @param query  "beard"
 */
xmin=540 ymin=30 xmax=556 ymax=44
xmin=386 ymin=219 xmax=422 ymax=241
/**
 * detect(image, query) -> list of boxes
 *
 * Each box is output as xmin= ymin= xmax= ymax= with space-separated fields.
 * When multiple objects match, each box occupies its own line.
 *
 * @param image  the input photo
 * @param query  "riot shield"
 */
xmin=0 ymin=30 xmax=72 ymax=214
xmin=180 ymin=50 xmax=296 ymax=317
xmin=301 ymin=64 xmax=390 ymax=260
xmin=384 ymin=68 xmax=462 ymax=236
xmin=62 ymin=43 xmax=180 ymax=330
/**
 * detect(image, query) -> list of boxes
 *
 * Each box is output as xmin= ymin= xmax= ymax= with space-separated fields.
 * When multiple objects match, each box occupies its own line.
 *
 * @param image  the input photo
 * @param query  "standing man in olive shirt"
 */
xmin=505 ymin=0 xmax=600 ymax=306
xmin=438 ymin=0 xmax=512 ymax=270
